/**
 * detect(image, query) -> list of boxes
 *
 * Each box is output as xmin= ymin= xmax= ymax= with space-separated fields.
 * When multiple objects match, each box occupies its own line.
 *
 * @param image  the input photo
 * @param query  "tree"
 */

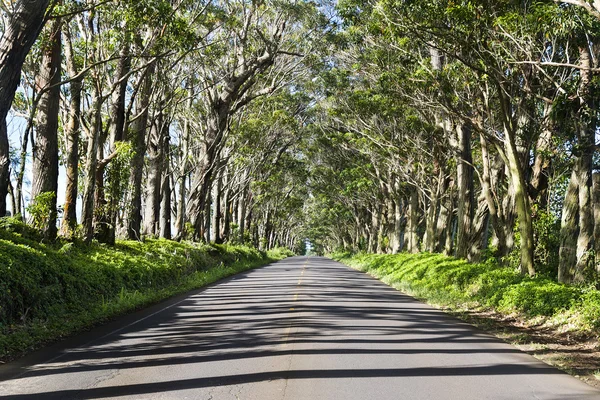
xmin=0 ymin=0 xmax=51 ymax=216
xmin=31 ymin=16 xmax=62 ymax=240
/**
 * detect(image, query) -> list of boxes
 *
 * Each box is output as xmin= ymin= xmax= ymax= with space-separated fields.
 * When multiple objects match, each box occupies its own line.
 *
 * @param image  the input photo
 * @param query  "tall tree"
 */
xmin=0 ymin=0 xmax=51 ymax=215
xmin=31 ymin=16 xmax=62 ymax=240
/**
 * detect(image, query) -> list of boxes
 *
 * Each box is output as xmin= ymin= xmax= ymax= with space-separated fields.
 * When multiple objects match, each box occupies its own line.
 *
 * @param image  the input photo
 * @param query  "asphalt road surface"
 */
xmin=1 ymin=256 xmax=599 ymax=400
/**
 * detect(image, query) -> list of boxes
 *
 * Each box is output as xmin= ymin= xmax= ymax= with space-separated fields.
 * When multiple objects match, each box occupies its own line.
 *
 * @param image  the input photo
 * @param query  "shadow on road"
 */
xmin=0 ymin=257 xmax=591 ymax=400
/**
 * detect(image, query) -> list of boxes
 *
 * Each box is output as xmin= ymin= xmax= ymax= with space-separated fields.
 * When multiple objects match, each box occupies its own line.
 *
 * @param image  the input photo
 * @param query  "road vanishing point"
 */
xmin=1 ymin=256 xmax=599 ymax=400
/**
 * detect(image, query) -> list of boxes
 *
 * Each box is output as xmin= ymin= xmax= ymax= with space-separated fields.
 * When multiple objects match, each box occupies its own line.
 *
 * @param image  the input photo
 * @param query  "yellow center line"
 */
xmin=282 ymin=261 xmax=308 ymax=346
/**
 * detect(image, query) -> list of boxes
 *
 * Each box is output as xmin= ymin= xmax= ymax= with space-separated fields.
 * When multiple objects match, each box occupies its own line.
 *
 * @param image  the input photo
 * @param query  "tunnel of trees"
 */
xmin=1 ymin=0 xmax=600 ymax=286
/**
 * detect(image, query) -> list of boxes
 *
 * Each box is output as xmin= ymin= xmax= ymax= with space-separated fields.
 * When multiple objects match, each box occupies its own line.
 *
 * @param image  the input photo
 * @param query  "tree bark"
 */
xmin=31 ymin=18 xmax=62 ymax=240
xmin=125 ymin=62 xmax=155 ymax=240
xmin=238 ymin=185 xmax=248 ymax=243
xmin=454 ymin=122 xmax=474 ymax=259
xmin=505 ymin=127 xmax=535 ymax=276
xmin=435 ymin=177 xmax=453 ymax=254
xmin=559 ymin=169 xmax=579 ymax=283
xmin=593 ymin=174 xmax=600 ymax=275
xmin=204 ymin=188 xmax=212 ymax=242
xmin=530 ymin=105 xmax=553 ymax=208
xmin=187 ymin=111 xmax=226 ymax=238
xmin=81 ymin=94 xmax=103 ymax=243
xmin=392 ymin=198 xmax=403 ymax=253
xmin=60 ymin=28 xmax=82 ymax=237
xmin=222 ymin=175 xmax=232 ymax=241
xmin=160 ymin=129 xmax=172 ymax=240
xmin=211 ymin=171 xmax=223 ymax=244
xmin=575 ymin=45 xmax=595 ymax=282
xmin=143 ymin=115 xmax=165 ymax=238
xmin=174 ymin=85 xmax=193 ymax=240
xmin=98 ymin=37 xmax=131 ymax=243
xmin=406 ymin=188 xmax=419 ymax=253
xmin=14 ymin=128 xmax=30 ymax=219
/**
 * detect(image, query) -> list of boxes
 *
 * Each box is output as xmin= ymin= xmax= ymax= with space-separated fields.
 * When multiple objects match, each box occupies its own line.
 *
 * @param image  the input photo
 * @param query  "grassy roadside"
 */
xmin=332 ymin=252 xmax=600 ymax=387
xmin=0 ymin=219 xmax=293 ymax=362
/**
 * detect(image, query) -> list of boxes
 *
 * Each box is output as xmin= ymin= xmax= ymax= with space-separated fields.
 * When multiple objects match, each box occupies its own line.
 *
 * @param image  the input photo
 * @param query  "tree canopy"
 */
xmin=1 ymin=0 xmax=600 ymax=285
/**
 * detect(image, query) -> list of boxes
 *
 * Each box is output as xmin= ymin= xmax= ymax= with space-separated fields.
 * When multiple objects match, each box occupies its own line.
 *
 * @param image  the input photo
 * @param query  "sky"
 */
xmin=7 ymin=114 xmax=69 ymax=217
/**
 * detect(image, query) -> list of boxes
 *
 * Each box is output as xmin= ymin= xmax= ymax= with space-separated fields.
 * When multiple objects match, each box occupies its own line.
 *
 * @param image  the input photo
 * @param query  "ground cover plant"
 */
xmin=331 ymin=252 xmax=600 ymax=387
xmin=332 ymin=252 xmax=600 ymax=331
xmin=0 ymin=218 xmax=293 ymax=361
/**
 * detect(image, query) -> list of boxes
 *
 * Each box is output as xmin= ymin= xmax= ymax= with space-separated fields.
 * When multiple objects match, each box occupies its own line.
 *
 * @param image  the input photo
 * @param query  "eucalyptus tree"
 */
xmin=539 ymin=4 xmax=600 ymax=283
xmin=216 ymin=87 xmax=312 ymax=245
xmin=373 ymin=1 xmax=532 ymax=274
xmin=30 ymin=12 xmax=61 ymax=240
xmin=0 ymin=0 xmax=52 ymax=216
xmin=185 ymin=0 xmax=327 ymax=240
xmin=59 ymin=22 xmax=83 ymax=236
xmin=65 ymin=0 xmax=197 ymax=242
xmin=335 ymin=0 xmax=585 ymax=277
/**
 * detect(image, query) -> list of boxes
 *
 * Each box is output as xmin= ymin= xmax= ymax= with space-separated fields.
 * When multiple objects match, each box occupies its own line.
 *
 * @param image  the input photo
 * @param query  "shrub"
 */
xmin=0 ymin=217 xmax=43 ymax=242
xmin=580 ymin=289 xmax=600 ymax=328
xmin=497 ymin=279 xmax=578 ymax=316
xmin=0 ymin=227 xmax=291 ymax=360
xmin=26 ymin=192 xmax=56 ymax=231
xmin=335 ymin=252 xmax=594 ymax=327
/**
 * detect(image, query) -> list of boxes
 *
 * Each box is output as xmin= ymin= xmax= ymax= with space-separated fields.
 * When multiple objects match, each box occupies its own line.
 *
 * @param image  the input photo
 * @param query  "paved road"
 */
xmin=1 ymin=256 xmax=599 ymax=400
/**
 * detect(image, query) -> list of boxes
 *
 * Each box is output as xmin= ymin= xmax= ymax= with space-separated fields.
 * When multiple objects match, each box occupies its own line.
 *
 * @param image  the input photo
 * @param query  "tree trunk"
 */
xmin=222 ymin=183 xmax=232 ymax=241
xmin=81 ymin=95 xmax=103 ymax=243
xmin=530 ymin=104 xmax=553 ymax=208
xmin=60 ymin=28 xmax=82 ymax=237
xmin=559 ymin=169 xmax=579 ymax=283
xmin=559 ymin=46 xmax=597 ymax=284
xmin=31 ymin=18 xmax=62 ymax=240
xmin=7 ymin=180 xmax=16 ymax=216
xmin=160 ymin=130 xmax=172 ymax=240
xmin=0 ymin=0 xmax=51 ymax=216
xmin=468 ymin=195 xmax=490 ymax=262
xmin=187 ymin=113 xmax=225 ymax=239
xmin=593 ymin=173 xmax=600 ymax=275
xmin=14 ymin=128 xmax=30 ymax=219
xmin=435 ymin=178 xmax=453 ymax=254
xmin=505 ymin=127 xmax=535 ymax=276
xmin=125 ymin=62 xmax=155 ymax=240
xmin=109 ymin=40 xmax=130 ymax=148
xmin=174 ymin=125 xmax=191 ymax=240
xmin=368 ymin=204 xmax=380 ymax=253
xmin=377 ymin=202 xmax=388 ymax=253
xmin=392 ymin=199 xmax=403 ymax=253
xmin=204 ymin=188 xmax=212 ymax=242
xmin=143 ymin=115 xmax=165 ymax=238
xmin=383 ymin=197 xmax=394 ymax=253
xmin=575 ymin=45 xmax=595 ymax=282
xmin=406 ymin=189 xmax=419 ymax=253
xmin=425 ymin=168 xmax=446 ymax=253
xmin=238 ymin=186 xmax=248 ymax=243
xmin=211 ymin=171 xmax=223 ymax=244
xmin=99 ymin=38 xmax=131 ymax=243
xmin=480 ymin=134 xmax=508 ymax=253
xmin=454 ymin=122 xmax=474 ymax=259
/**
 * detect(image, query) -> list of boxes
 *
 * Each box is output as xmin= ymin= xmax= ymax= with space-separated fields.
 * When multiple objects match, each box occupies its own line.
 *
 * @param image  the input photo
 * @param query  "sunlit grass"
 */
xmin=0 ymin=218 xmax=293 ymax=361
xmin=332 ymin=252 xmax=600 ymax=333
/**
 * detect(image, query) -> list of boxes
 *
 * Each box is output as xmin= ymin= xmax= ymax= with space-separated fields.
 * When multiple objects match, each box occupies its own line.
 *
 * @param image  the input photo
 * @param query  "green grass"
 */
xmin=332 ymin=252 xmax=600 ymax=331
xmin=0 ymin=218 xmax=294 ymax=361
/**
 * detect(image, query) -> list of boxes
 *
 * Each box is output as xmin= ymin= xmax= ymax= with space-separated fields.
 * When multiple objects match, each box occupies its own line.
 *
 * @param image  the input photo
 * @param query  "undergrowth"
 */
xmin=0 ymin=218 xmax=294 ymax=361
xmin=332 ymin=252 xmax=600 ymax=332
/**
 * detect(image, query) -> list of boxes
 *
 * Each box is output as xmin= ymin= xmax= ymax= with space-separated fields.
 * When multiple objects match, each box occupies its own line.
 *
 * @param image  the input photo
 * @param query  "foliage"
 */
xmin=26 ymin=192 xmax=56 ymax=232
xmin=531 ymin=207 xmax=561 ymax=278
xmin=334 ymin=252 xmax=599 ymax=330
xmin=0 ymin=223 xmax=290 ymax=360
